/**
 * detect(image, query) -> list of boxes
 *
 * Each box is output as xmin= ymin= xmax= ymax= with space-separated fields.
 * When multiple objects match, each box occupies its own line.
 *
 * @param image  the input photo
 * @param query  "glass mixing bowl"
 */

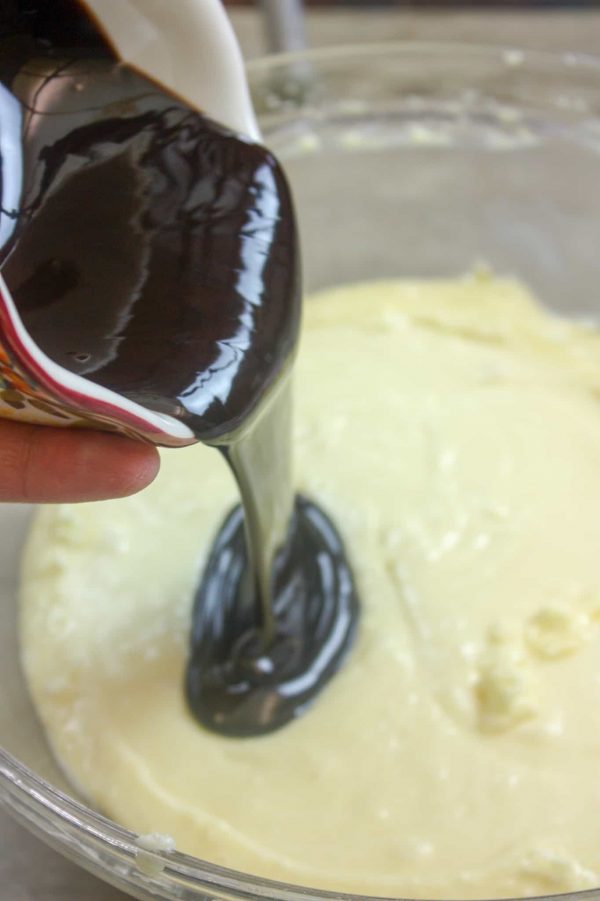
xmin=1 ymin=42 xmax=600 ymax=901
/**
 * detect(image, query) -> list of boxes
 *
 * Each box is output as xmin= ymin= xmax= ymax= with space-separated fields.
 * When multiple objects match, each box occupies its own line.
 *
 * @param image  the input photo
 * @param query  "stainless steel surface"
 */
xmin=259 ymin=0 xmax=307 ymax=53
xmin=2 ymin=8 xmax=600 ymax=900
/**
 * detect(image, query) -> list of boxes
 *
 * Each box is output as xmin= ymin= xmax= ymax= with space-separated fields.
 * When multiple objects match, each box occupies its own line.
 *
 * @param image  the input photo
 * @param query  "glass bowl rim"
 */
xmin=2 ymin=38 xmax=600 ymax=901
xmin=245 ymin=37 xmax=600 ymax=77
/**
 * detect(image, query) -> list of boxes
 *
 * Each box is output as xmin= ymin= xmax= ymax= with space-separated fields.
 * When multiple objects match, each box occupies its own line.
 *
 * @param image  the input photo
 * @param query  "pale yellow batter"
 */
xmin=20 ymin=274 xmax=600 ymax=899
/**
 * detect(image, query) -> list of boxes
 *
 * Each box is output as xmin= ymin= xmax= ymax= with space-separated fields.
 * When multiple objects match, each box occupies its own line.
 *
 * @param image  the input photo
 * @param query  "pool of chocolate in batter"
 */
xmin=0 ymin=0 xmax=359 ymax=736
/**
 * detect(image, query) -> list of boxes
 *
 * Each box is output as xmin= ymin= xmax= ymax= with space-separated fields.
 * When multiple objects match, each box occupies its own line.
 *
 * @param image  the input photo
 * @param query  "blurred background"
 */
xmin=225 ymin=1 xmax=600 ymax=7
xmin=221 ymin=0 xmax=600 ymax=58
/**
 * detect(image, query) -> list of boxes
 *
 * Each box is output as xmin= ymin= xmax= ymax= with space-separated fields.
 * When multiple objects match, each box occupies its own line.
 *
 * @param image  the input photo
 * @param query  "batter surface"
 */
xmin=20 ymin=274 xmax=600 ymax=898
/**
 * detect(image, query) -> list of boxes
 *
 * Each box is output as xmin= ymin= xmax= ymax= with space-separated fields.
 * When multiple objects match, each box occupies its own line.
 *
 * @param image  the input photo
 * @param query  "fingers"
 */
xmin=0 ymin=421 xmax=160 ymax=503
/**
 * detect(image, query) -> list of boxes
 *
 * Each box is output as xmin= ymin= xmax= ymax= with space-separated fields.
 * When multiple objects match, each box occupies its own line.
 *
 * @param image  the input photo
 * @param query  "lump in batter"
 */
xmin=20 ymin=272 xmax=600 ymax=899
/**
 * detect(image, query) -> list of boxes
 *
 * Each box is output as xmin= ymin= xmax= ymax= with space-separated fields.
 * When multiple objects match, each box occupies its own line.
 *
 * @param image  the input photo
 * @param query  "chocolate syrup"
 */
xmin=0 ymin=0 xmax=359 ymax=736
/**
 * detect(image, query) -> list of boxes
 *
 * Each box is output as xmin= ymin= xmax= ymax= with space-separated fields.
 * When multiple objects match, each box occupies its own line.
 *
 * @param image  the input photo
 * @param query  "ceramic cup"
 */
xmin=0 ymin=0 xmax=259 ymax=448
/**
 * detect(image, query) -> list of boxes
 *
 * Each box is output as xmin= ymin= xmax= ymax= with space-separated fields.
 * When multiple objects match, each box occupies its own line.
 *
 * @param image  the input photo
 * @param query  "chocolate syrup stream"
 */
xmin=222 ymin=384 xmax=295 ymax=644
xmin=1 ymin=0 xmax=359 ymax=736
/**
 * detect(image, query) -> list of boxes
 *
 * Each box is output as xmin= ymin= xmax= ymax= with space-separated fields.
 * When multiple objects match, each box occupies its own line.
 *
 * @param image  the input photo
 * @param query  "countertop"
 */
xmin=2 ymin=7 xmax=600 ymax=900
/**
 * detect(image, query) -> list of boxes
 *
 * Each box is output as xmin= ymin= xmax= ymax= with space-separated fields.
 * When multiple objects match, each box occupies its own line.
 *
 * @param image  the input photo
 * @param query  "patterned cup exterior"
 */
xmin=0 ymin=276 xmax=195 ymax=447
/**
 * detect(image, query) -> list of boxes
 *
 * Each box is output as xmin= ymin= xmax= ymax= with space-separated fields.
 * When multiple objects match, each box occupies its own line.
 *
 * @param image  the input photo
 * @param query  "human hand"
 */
xmin=0 ymin=420 xmax=160 ymax=503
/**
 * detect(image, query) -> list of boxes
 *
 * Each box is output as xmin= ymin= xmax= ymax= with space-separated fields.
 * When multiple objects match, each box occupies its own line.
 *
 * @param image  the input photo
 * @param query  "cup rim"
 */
xmin=3 ymin=38 xmax=600 ymax=901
